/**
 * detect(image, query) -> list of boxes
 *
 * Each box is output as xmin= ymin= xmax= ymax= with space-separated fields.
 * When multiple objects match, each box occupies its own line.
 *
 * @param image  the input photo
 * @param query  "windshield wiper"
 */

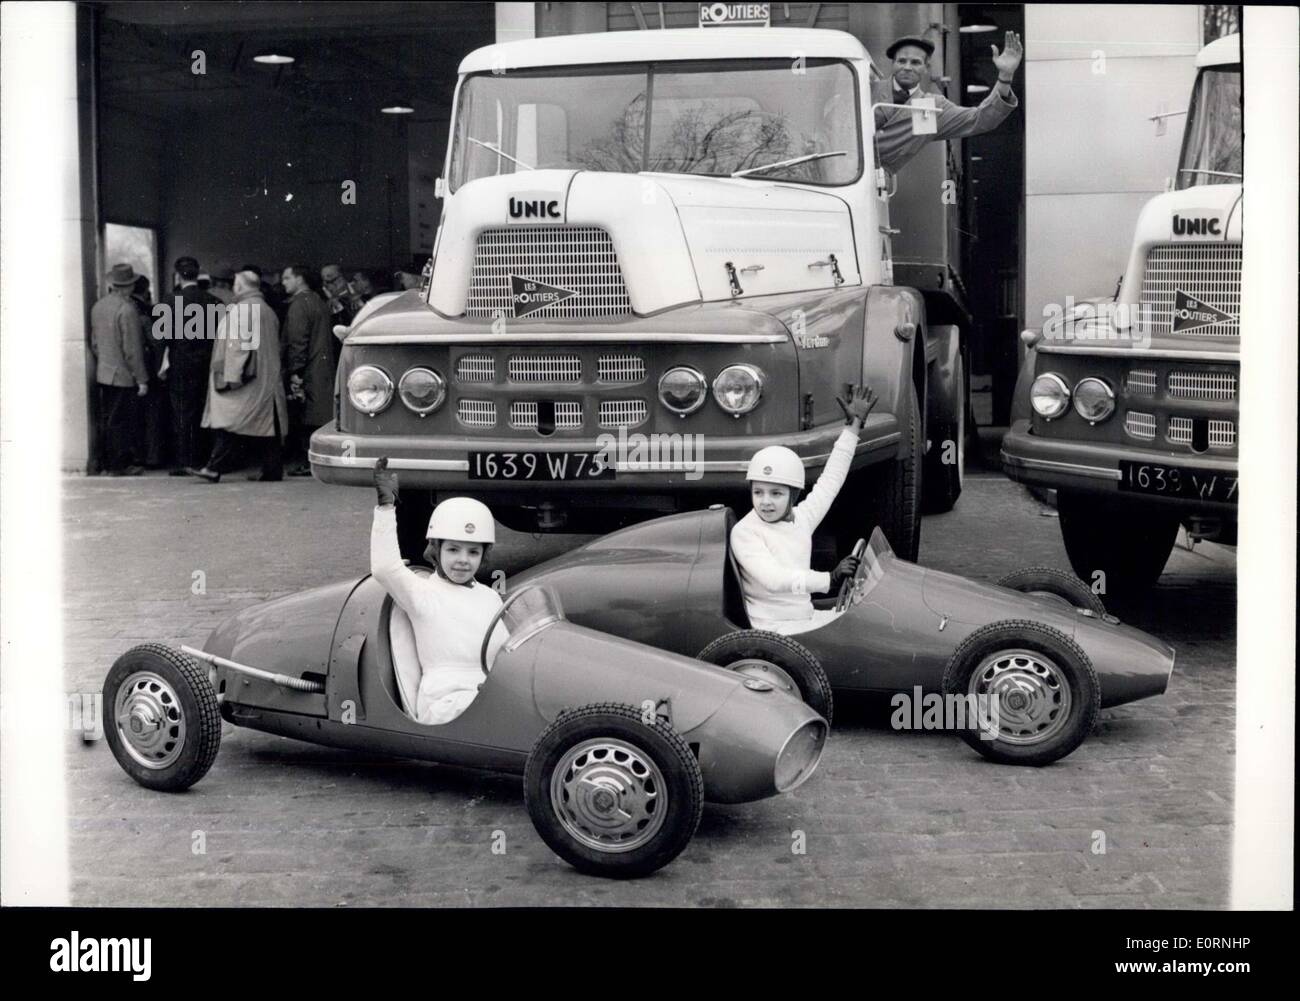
xmin=731 ymin=151 xmax=847 ymax=179
xmin=467 ymin=136 xmax=534 ymax=171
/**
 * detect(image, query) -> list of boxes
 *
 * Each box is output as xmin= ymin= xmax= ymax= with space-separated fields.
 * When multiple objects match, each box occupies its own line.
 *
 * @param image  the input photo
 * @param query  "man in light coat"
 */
xmin=189 ymin=271 xmax=289 ymax=483
xmin=871 ymin=31 xmax=1023 ymax=174
xmin=89 ymin=263 xmax=150 ymax=475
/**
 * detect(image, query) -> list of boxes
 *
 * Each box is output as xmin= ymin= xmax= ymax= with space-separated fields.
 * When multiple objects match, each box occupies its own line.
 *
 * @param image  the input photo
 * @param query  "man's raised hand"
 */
xmin=374 ymin=456 xmax=399 ymax=507
xmin=991 ymin=30 xmax=1023 ymax=80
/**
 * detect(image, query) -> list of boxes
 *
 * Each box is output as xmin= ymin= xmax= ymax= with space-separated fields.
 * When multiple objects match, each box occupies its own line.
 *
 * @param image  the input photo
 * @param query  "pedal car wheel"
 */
xmin=941 ymin=621 xmax=1100 ymax=767
xmin=995 ymin=566 xmax=1107 ymax=615
xmin=103 ymin=644 xmax=221 ymax=791
xmin=696 ymin=630 xmax=833 ymax=725
xmin=525 ymin=703 xmax=703 ymax=879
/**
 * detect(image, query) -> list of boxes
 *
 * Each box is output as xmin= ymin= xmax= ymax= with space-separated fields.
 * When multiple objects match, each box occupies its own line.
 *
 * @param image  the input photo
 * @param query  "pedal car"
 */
xmin=512 ymin=507 xmax=1176 ymax=766
xmin=102 ymin=577 xmax=827 ymax=879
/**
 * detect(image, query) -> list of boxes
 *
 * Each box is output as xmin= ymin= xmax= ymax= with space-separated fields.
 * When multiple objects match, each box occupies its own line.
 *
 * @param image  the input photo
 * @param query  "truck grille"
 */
xmin=509 ymin=401 xmax=583 ymax=431
xmin=1139 ymin=243 xmax=1240 ymax=338
xmin=1167 ymin=370 xmax=1237 ymax=400
xmin=1167 ymin=416 xmax=1236 ymax=449
xmin=508 ymin=355 xmax=581 ymax=383
xmin=598 ymin=400 xmax=649 ymax=429
xmin=1125 ymin=370 xmax=1157 ymax=396
xmin=597 ymin=355 xmax=647 ymax=384
xmin=1124 ymin=411 xmax=1157 ymax=440
xmin=456 ymin=354 xmax=495 ymax=383
xmin=456 ymin=400 xmax=497 ymax=428
xmin=466 ymin=226 xmax=632 ymax=319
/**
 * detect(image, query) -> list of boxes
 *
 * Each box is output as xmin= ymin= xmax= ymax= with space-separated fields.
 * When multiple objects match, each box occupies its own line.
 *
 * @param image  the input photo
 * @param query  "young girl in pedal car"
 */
xmin=370 ymin=457 xmax=508 ymax=724
xmin=730 ymin=385 xmax=877 ymax=636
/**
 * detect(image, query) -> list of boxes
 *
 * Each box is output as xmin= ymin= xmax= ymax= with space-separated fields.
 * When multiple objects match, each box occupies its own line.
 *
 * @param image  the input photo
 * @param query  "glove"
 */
xmin=136 ymin=383 xmax=149 ymax=397
xmin=374 ymin=455 xmax=399 ymax=507
xmin=288 ymin=373 xmax=306 ymax=402
xmin=829 ymin=554 xmax=861 ymax=590
xmin=835 ymin=385 xmax=878 ymax=426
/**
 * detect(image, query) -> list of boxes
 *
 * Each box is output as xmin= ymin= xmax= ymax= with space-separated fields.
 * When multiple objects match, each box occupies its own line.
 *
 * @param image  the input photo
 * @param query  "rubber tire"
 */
xmin=524 ymin=703 xmax=704 ymax=879
xmin=103 ymin=644 xmax=221 ymax=791
xmin=865 ymin=382 xmax=923 ymax=562
xmin=1056 ymin=492 xmax=1179 ymax=599
xmin=696 ymin=630 xmax=834 ymax=725
xmin=996 ymin=566 xmax=1108 ymax=616
xmin=922 ymin=350 xmax=965 ymax=514
xmin=941 ymin=620 xmax=1101 ymax=767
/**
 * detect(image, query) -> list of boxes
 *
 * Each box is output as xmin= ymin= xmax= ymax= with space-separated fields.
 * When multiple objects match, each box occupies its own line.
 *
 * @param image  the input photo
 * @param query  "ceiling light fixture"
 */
xmin=381 ymin=105 xmax=415 ymax=115
xmin=959 ymin=24 xmax=998 ymax=34
xmin=966 ymin=83 xmax=991 ymax=94
xmin=253 ymin=51 xmax=295 ymax=65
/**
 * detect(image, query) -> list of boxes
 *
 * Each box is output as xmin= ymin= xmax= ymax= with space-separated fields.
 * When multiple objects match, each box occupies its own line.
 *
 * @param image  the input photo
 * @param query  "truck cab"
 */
xmin=1002 ymin=34 xmax=1241 ymax=596
xmin=310 ymin=27 xmax=966 ymax=560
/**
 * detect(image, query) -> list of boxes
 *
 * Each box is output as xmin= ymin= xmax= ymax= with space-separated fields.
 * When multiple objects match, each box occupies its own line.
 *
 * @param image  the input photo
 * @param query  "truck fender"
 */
xmin=861 ymin=285 xmax=926 ymax=428
xmin=924 ymin=323 xmax=963 ymax=451
xmin=1009 ymin=344 xmax=1038 ymax=425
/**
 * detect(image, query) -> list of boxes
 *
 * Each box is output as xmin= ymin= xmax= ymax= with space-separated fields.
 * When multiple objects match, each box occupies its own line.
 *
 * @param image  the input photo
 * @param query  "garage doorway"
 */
xmin=102 ymin=222 xmax=158 ymax=296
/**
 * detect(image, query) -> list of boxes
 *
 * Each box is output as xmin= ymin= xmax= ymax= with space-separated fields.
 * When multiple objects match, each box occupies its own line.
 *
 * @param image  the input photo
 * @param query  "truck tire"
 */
xmin=696 ymin=630 xmax=833 ymax=724
xmin=1056 ymin=492 xmax=1179 ymax=599
xmin=862 ymin=382 xmax=922 ymax=561
xmin=103 ymin=644 xmax=221 ymax=791
xmin=524 ymin=703 xmax=703 ymax=878
xmin=941 ymin=620 xmax=1100 ymax=767
xmin=922 ymin=330 xmax=965 ymax=514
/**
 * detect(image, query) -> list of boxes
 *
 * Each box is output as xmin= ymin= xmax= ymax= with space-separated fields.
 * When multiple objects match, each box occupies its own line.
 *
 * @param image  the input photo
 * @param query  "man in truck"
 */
xmin=872 ymin=31 xmax=1024 ymax=174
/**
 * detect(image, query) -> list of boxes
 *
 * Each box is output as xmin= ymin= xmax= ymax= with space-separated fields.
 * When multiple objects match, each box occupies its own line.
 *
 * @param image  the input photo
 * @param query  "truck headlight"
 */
xmin=658 ymin=366 xmax=707 ymax=416
xmin=712 ymin=364 xmax=764 ymax=416
xmin=347 ymin=365 xmax=393 ymax=416
xmin=1072 ymin=377 xmax=1115 ymax=424
xmin=1030 ymin=373 xmax=1070 ymax=420
xmin=398 ymin=367 xmax=446 ymax=415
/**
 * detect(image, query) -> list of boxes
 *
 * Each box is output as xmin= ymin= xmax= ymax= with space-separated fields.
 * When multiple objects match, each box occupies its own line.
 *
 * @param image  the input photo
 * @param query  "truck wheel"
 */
xmin=922 ymin=335 xmax=965 ymax=514
xmin=524 ymin=703 xmax=704 ymax=878
xmin=941 ymin=620 xmax=1100 ymax=766
xmin=395 ymin=492 xmax=435 ymax=564
xmin=996 ymin=566 xmax=1108 ymax=615
xmin=696 ymin=630 xmax=833 ymax=725
xmin=864 ymin=383 xmax=922 ymax=561
xmin=103 ymin=644 xmax=221 ymax=791
xmin=1056 ymin=492 xmax=1179 ymax=599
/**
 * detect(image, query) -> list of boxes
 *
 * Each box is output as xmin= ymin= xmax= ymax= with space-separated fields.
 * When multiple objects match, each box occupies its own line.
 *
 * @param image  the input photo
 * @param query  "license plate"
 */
xmin=1118 ymin=461 xmax=1237 ymax=503
xmin=468 ymin=451 xmax=614 ymax=481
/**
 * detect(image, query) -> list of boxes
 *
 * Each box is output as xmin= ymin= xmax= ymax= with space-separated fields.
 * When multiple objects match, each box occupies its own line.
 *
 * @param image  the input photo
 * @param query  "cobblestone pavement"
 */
xmin=62 ymin=454 xmax=1236 ymax=907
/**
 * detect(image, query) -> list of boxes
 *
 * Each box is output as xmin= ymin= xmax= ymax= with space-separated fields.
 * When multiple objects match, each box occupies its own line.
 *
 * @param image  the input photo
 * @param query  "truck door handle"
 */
xmin=879 ymin=226 xmax=901 ymax=235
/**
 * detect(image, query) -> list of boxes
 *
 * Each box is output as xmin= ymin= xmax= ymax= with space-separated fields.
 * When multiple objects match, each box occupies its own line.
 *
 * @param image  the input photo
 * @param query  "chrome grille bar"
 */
xmin=467 ymin=227 xmax=632 ymax=319
xmin=597 ymin=355 xmax=647 ymax=384
xmin=508 ymin=355 xmax=582 ymax=383
xmin=509 ymin=401 xmax=583 ymax=430
xmin=1125 ymin=369 xmax=1157 ymax=396
xmin=598 ymin=400 xmax=649 ymax=429
xmin=457 ymin=399 xmax=497 ymax=429
xmin=1167 ymin=416 xmax=1236 ymax=448
xmin=1139 ymin=243 xmax=1241 ymax=338
xmin=1124 ymin=411 xmax=1157 ymax=440
xmin=456 ymin=354 xmax=495 ymax=383
xmin=1167 ymin=370 xmax=1237 ymax=400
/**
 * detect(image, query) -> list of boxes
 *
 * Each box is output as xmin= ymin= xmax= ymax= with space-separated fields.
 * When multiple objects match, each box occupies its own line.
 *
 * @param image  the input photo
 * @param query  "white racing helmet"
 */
xmin=426 ymin=496 xmax=497 ymax=544
xmin=745 ymin=446 xmax=805 ymax=490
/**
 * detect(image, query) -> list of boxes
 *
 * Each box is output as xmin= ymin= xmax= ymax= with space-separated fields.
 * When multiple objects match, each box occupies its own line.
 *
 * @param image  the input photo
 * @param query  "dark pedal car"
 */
xmin=103 ymin=577 xmax=827 ymax=879
xmin=512 ymin=507 xmax=1177 ymax=766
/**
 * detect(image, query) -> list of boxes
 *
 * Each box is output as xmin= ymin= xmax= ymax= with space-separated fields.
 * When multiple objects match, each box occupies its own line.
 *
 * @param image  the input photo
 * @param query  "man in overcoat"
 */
xmin=280 ymin=264 xmax=335 ymax=476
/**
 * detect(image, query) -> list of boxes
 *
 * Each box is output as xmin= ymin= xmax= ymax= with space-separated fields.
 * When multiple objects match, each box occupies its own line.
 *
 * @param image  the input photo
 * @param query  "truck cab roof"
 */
xmin=459 ymin=26 xmax=876 ymax=75
xmin=1197 ymin=33 xmax=1240 ymax=68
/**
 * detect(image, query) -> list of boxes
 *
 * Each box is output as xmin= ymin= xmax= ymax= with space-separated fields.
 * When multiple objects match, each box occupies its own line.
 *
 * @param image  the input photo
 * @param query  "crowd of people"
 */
xmin=88 ymin=255 xmax=421 ymax=480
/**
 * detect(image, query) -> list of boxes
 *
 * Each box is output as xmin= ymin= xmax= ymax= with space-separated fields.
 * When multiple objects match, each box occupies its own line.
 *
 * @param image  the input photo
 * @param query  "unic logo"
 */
xmin=508 ymin=196 xmax=560 ymax=219
xmin=1172 ymin=213 xmax=1222 ymax=237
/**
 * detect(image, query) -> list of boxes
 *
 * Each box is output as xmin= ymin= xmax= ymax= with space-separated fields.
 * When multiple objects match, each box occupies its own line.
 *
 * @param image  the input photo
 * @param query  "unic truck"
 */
xmin=310 ymin=27 xmax=974 ymax=560
xmin=1002 ymin=34 xmax=1241 ymax=596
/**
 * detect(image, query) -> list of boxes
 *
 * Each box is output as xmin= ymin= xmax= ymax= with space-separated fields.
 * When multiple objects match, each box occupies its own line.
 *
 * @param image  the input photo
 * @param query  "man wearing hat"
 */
xmin=873 ymin=30 xmax=1023 ymax=174
xmin=89 ymin=263 xmax=150 ymax=475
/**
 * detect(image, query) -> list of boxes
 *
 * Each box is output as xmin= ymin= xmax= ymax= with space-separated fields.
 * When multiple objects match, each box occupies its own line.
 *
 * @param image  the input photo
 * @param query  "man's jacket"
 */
xmin=283 ymin=287 xmax=336 ymax=428
xmin=89 ymin=292 xmax=148 ymax=388
xmin=870 ymin=78 xmax=1018 ymax=174
xmin=163 ymin=283 xmax=221 ymax=374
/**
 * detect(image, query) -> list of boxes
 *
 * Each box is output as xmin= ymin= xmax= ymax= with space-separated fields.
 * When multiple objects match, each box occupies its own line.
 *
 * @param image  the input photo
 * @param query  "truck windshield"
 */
xmin=448 ymin=59 xmax=861 ymax=190
xmin=1176 ymin=65 xmax=1241 ymax=189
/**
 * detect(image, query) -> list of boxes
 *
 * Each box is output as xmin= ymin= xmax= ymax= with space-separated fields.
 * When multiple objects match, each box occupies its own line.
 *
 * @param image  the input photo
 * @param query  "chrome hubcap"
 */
xmin=726 ymin=658 xmax=799 ymax=698
xmin=114 ymin=670 xmax=186 ymax=769
xmin=550 ymin=738 xmax=667 ymax=853
xmin=967 ymin=648 xmax=1072 ymax=745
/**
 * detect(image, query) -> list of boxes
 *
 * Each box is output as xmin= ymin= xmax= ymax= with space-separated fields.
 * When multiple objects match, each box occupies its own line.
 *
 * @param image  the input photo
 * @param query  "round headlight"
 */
xmin=712 ymin=364 xmax=764 ymax=416
xmin=658 ymin=366 xmax=707 ymax=416
xmin=397 ymin=367 xmax=446 ymax=415
xmin=347 ymin=365 xmax=393 ymax=415
xmin=1073 ymin=377 xmax=1115 ymax=423
xmin=1030 ymin=373 xmax=1070 ymax=420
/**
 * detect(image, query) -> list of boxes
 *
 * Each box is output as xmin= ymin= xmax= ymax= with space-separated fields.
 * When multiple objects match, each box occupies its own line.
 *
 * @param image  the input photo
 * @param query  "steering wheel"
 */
xmin=833 ymin=538 xmax=868 ymax=614
xmin=478 ymin=583 xmax=556 ymax=674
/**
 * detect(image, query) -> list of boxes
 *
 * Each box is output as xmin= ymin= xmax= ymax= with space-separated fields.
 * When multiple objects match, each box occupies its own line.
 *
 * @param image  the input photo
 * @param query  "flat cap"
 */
xmin=886 ymin=36 xmax=935 ymax=59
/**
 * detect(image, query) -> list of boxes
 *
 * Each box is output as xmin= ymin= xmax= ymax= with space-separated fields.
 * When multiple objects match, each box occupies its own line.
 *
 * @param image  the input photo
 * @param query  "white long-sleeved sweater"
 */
xmin=370 ymin=505 xmax=508 ymax=723
xmin=730 ymin=427 xmax=857 ymax=624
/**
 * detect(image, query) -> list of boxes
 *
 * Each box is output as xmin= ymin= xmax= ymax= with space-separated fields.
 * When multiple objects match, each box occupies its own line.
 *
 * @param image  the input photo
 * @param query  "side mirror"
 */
xmin=909 ymin=97 xmax=938 ymax=135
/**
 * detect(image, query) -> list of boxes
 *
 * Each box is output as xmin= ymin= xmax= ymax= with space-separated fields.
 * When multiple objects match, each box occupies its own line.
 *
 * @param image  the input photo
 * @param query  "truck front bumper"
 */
xmin=310 ymin=414 xmax=902 ymax=492
xmin=1001 ymin=419 xmax=1238 ymax=512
